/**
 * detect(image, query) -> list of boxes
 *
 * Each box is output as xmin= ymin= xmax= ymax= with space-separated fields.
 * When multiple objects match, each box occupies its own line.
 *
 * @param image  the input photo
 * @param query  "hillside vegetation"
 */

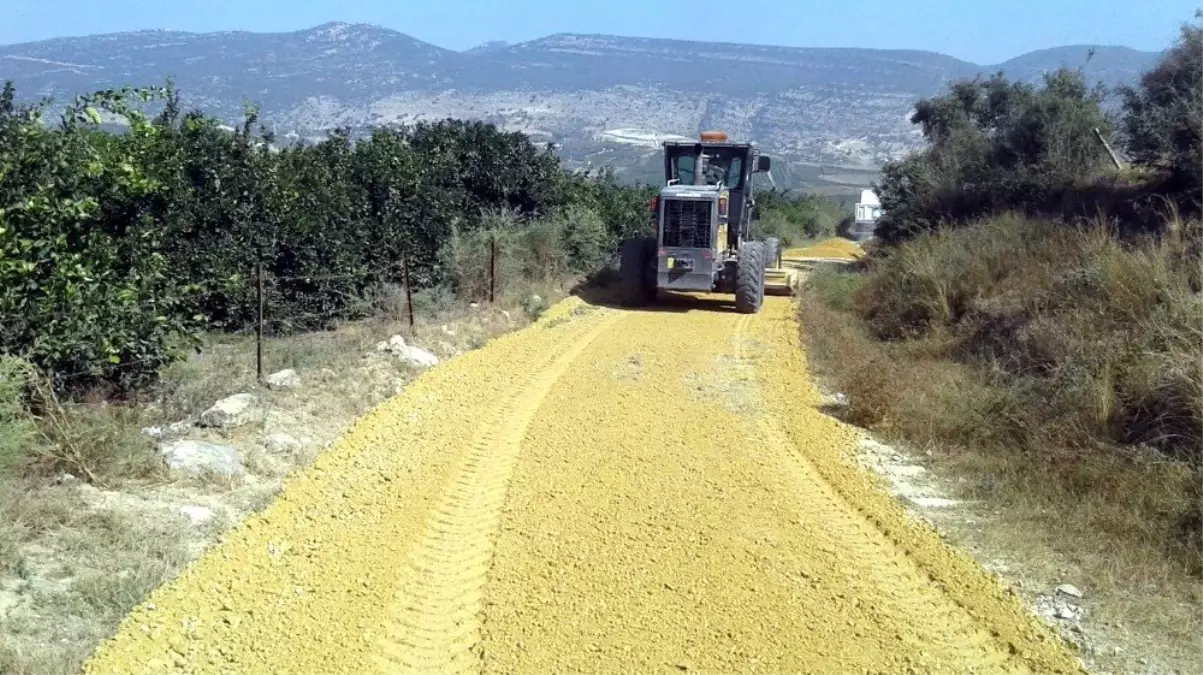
xmin=803 ymin=15 xmax=1202 ymax=585
xmin=0 ymin=78 xmax=843 ymax=479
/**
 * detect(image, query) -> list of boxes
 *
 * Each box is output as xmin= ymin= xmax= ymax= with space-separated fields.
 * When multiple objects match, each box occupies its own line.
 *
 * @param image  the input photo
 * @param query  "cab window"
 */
xmin=672 ymin=155 xmax=696 ymax=185
xmin=671 ymin=152 xmax=743 ymax=188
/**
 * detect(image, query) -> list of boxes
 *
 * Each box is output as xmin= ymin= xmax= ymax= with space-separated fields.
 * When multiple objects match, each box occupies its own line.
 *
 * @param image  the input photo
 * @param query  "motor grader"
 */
xmin=618 ymin=131 xmax=792 ymax=313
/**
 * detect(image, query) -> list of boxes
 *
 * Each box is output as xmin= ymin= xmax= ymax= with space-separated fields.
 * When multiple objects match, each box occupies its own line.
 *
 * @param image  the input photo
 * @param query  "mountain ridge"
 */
xmin=0 ymin=23 xmax=1162 ymax=173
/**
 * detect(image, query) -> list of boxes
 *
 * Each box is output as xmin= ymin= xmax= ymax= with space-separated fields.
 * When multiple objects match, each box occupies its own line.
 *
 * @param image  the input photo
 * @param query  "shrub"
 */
xmin=874 ymin=69 xmax=1114 ymax=243
xmin=1120 ymin=15 xmax=1203 ymax=205
xmin=548 ymin=205 xmax=614 ymax=273
xmin=0 ymin=82 xmax=650 ymax=392
xmin=752 ymin=190 xmax=848 ymax=245
xmin=802 ymin=215 xmax=1203 ymax=573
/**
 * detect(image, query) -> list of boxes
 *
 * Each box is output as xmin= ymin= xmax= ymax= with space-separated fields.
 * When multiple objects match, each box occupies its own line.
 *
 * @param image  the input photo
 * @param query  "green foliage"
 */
xmin=0 ymin=82 xmax=648 ymax=392
xmin=806 ymin=267 xmax=865 ymax=312
xmin=0 ymin=85 xmax=203 ymax=392
xmin=874 ymin=68 xmax=1113 ymax=243
xmin=1120 ymin=15 xmax=1203 ymax=202
xmin=751 ymin=189 xmax=849 ymax=244
xmin=546 ymin=204 xmax=615 ymax=272
xmin=0 ymin=357 xmax=37 ymax=473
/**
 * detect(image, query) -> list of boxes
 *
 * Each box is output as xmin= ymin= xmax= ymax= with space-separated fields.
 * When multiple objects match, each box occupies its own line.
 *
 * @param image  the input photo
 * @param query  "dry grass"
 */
xmin=0 ymin=272 xmax=577 ymax=675
xmin=0 ymin=480 xmax=200 ymax=675
xmin=798 ymin=218 xmax=1203 ymax=672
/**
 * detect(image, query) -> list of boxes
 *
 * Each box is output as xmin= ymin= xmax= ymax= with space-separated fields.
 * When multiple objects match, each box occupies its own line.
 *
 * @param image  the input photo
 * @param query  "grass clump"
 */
xmin=0 ymin=357 xmax=38 ymax=475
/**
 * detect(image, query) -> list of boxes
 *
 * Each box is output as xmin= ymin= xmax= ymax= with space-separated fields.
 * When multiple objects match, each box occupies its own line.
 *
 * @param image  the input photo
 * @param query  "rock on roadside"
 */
xmin=263 ymin=433 xmax=303 ymax=454
xmin=264 ymin=369 xmax=301 ymax=389
xmin=1057 ymin=583 xmax=1085 ymax=599
xmin=199 ymin=394 xmax=258 ymax=429
xmin=179 ymin=505 xmax=216 ymax=525
xmin=400 ymin=345 xmax=439 ymax=369
xmin=159 ymin=440 xmax=244 ymax=478
xmin=375 ymin=335 xmax=440 ymax=369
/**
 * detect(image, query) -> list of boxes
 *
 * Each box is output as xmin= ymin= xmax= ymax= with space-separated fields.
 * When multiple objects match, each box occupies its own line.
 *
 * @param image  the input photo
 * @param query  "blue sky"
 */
xmin=1 ymin=0 xmax=1197 ymax=63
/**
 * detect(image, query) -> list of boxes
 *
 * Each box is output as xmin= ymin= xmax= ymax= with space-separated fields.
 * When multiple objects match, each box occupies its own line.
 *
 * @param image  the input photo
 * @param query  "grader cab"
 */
xmin=618 ymin=131 xmax=792 ymax=313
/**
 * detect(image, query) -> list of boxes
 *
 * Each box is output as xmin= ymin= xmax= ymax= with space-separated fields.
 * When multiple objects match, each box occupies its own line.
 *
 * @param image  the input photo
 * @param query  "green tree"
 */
xmin=1120 ymin=14 xmax=1203 ymax=202
xmin=875 ymin=68 xmax=1112 ymax=243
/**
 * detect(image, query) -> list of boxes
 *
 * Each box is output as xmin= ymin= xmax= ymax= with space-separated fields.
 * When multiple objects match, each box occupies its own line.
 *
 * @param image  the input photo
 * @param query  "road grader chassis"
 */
xmin=618 ymin=131 xmax=788 ymax=314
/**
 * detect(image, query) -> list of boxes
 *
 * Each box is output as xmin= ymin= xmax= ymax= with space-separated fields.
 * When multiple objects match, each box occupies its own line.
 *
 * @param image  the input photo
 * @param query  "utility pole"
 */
xmin=1093 ymin=127 xmax=1124 ymax=170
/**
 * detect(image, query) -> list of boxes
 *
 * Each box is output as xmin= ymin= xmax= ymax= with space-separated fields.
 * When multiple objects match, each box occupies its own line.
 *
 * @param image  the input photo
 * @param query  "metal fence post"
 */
xmin=489 ymin=234 xmax=497 ymax=304
xmin=256 ymin=260 xmax=265 ymax=382
xmin=401 ymin=251 xmax=415 ymax=334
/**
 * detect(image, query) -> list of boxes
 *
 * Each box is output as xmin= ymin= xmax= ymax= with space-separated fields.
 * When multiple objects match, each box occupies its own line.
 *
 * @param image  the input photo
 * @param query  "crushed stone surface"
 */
xmin=84 ymin=294 xmax=1081 ymax=675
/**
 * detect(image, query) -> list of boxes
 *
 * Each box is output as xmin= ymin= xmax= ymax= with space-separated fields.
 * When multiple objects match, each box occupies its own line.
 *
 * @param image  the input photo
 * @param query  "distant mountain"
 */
xmin=466 ymin=40 xmax=511 ymax=54
xmin=0 ymin=22 xmax=1163 ymax=173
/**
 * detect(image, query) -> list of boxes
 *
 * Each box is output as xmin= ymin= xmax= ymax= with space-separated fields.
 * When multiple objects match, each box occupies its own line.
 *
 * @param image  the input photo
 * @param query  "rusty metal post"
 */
xmin=401 ymin=251 xmax=415 ymax=334
xmin=489 ymin=234 xmax=497 ymax=304
xmin=256 ymin=260 xmax=265 ymax=382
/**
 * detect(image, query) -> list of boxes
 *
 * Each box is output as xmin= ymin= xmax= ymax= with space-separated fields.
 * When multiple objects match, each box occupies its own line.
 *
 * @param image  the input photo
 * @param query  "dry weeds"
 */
xmin=0 ymin=277 xmax=572 ymax=675
xmin=798 ymin=226 xmax=1203 ymax=674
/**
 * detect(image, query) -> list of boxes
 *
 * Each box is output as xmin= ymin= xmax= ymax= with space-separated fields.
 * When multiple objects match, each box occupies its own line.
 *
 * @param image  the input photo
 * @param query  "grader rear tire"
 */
xmin=619 ymin=237 xmax=656 ymax=307
xmin=735 ymin=242 xmax=765 ymax=314
xmin=764 ymin=237 xmax=782 ymax=268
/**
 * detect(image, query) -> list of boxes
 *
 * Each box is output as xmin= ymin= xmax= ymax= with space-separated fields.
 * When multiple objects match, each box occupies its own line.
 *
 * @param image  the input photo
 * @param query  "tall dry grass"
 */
xmin=802 ymin=215 xmax=1202 ymax=575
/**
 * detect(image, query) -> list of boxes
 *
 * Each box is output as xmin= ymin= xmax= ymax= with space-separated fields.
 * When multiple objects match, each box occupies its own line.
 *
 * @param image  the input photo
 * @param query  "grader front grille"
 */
xmin=661 ymin=199 xmax=713 ymax=249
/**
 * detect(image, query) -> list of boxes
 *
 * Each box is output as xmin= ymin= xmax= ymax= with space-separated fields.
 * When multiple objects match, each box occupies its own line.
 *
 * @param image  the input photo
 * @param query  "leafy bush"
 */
xmin=0 ymin=82 xmax=649 ymax=392
xmin=1120 ymin=15 xmax=1203 ymax=203
xmin=549 ymin=205 xmax=615 ymax=273
xmin=874 ymin=69 xmax=1114 ymax=243
xmin=752 ymin=190 xmax=849 ymax=244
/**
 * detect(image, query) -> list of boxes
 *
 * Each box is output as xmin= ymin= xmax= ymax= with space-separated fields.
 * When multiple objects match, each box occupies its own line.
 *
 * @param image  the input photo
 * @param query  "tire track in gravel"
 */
xmin=745 ymin=299 xmax=1084 ymax=674
xmin=81 ymin=299 xmax=617 ymax=675
xmin=732 ymin=314 xmax=1016 ymax=673
xmin=478 ymin=295 xmax=1081 ymax=674
xmin=373 ymin=311 xmax=621 ymax=674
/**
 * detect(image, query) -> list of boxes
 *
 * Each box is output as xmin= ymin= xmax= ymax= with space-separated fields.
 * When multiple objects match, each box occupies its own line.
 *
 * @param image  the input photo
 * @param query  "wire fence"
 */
xmin=4 ymin=237 xmax=517 ymax=390
xmin=250 ymin=242 xmax=506 ymax=379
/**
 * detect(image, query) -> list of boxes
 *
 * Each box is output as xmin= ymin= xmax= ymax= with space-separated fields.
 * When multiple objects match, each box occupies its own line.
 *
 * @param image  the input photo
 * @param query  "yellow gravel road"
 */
xmin=84 ymin=289 xmax=1082 ymax=675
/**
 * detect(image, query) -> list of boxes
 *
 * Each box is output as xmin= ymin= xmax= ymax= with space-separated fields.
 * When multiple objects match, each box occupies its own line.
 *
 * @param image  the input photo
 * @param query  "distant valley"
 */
xmin=0 ymin=22 xmax=1162 ymax=194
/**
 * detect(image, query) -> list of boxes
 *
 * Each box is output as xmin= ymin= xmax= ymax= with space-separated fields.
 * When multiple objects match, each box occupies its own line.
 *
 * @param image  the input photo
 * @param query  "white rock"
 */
xmin=264 ymin=433 xmax=303 ymax=454
xmin=1055 ymin=603 xmax=1083 ymax=621
xmin=399 ymin=345 xmax=439 ymax=369
xmin=820 ymin=392 xmax=849 ymax=407
xmin=179 ymin=505 xmax=215 ymax=524
xmin=501 ymin=310 xmax=512 ymax=321
xmin=144 ymin=420 xmax=191 ymax=439
xmin=1057 ymin=584 xmax=1084 ymax=599
xmin=159 ymin=440 xmax=244 ymax=478
xmin=377 ymin=335 xmax=407 ymax=354
xmin=53 ymin=472 xmax=77 ymax=485
xmin=469 ymin=302 xmax=480 ymax=309
xmin=265 ymin=369 xmax=301 ymax=389
xmin=199 ymin=393 xmax=258 ymax=429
